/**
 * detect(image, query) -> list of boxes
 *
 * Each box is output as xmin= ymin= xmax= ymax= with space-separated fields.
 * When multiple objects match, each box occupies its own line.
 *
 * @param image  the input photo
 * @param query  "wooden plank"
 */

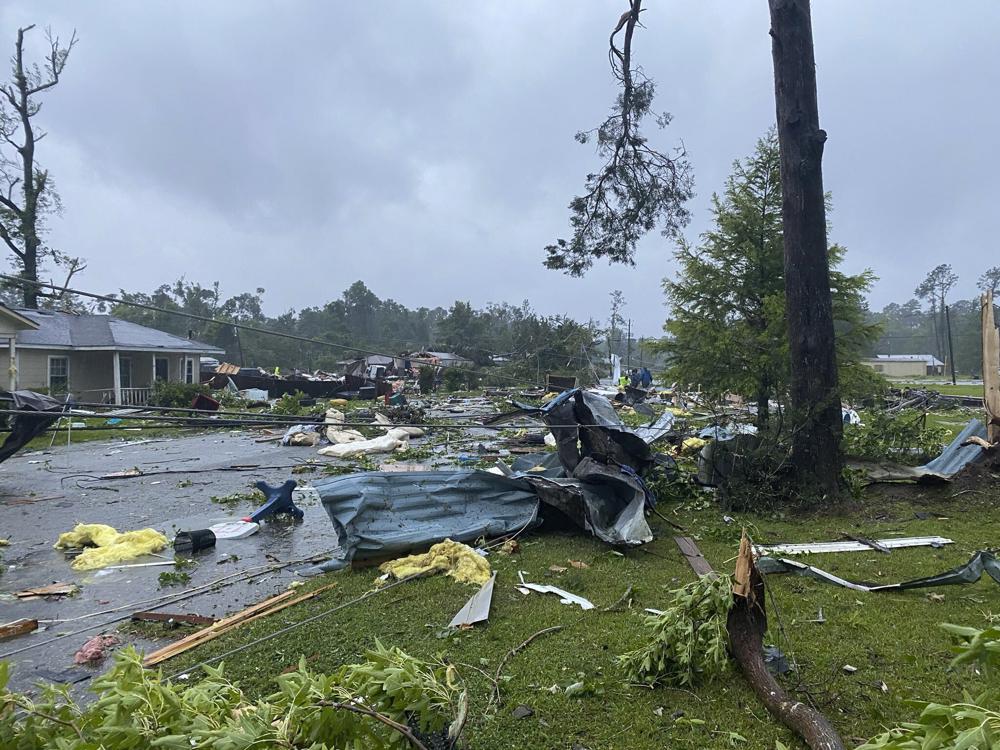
xmin=673 ymin=536 xmax=714 ymax=576
xmin=0 ymin=618 xmax=38 ymax=641
xmin=16 ymin=582 xmax=78 ymax=599
xmin=983 ymin=291 xmax=1000 ymax=444
xmin=143 ymin=582 xmax=338 ymax=666
xmin=132 ymin=611 xmax=217 ymax=626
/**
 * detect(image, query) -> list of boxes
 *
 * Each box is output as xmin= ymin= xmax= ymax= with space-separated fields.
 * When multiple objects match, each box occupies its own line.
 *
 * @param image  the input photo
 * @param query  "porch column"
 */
xmin=113 ymin=350 xmax=122 ymax=405
xmin=8 ymin=336 xmax=16 ymax=392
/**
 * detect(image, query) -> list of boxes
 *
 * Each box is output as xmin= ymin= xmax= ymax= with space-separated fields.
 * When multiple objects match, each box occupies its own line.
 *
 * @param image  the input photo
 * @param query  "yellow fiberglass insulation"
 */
xmin=54 ymin=523 xmax=169 ymax=571
xmin=379 ymin=539 xmax=492 ymax=586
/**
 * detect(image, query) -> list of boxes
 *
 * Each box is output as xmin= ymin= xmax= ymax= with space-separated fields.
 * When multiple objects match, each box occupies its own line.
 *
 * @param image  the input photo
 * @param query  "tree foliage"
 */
xmin=659 ymin=131 xmax=878 ymax=424
xmin=109 ymin=279 xmax=599 ymax=382
xmin=0 ymin=643 xmax=467 ymax=749
xmin=545 ymin=0 xmax=693 ymax=276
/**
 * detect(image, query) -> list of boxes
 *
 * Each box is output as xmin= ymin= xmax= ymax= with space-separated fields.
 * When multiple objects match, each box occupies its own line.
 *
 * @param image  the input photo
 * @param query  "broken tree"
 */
xmin=768 ymin=0 xmax=843 ymax=497
xmin=982 ymin=290 xmax=1000 ymax=448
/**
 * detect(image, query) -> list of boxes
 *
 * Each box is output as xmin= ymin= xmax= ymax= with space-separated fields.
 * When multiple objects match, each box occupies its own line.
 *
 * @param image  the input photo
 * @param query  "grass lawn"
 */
xmin=157 ymin=475 xmax=1000 ymax=749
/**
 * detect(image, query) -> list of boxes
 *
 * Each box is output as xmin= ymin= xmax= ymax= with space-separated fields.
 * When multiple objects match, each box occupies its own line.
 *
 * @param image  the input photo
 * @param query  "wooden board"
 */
xmin=0 ymin=618 xmax=38 ymax=641
xmin=673 ymin=536 xmax=714 ymax=576
xmin=143 ymin=582 xmax=338 ymax=666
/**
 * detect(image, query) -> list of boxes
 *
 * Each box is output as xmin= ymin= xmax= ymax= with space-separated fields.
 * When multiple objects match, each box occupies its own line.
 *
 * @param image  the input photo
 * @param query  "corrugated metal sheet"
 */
xmin=920 ymin=418 xmax=988 ymax=477
xmin=314 ymin=471 xmax=540 ymax=571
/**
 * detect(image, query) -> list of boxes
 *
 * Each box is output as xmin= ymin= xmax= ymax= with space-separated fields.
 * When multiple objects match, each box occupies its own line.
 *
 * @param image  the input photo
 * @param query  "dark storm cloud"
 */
xmin=0 ymin=1 xmax=997 ymax=334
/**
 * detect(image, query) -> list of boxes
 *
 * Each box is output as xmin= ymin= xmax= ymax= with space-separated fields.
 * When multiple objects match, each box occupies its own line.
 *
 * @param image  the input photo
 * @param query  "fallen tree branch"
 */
xmin=317 ymin=700 xmax=429 ymax=750
xmin=727 ymin=535 xmax=845 ymax=749
xmin=603 ymin=584 xmax=634 ymax=612
xmin=490 ymin=625 xmax=564 ymax=707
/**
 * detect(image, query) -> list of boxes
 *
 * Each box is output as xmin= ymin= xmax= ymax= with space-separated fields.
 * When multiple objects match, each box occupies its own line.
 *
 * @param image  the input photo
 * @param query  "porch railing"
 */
xmin=94 ymin=387 xmax=152 ymax=406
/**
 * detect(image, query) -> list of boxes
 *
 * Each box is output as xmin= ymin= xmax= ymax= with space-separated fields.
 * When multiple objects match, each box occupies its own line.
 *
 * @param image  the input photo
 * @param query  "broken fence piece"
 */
xmin=0 ymin=618 xmax=38 ymax=641
xmin=757 ymin=549 xmax=1000 ymax=593
xmin=754 ymin=536 xmax=952 ymax=556
xmin=515 ymin=571 xmax=594 ymax=610
xmin=449 ymin=572 xmax=497 ymax=628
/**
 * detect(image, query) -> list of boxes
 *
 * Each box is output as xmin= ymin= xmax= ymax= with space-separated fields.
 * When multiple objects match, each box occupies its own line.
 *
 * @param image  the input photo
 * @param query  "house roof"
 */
xmin=6 ymin=310 xmax=226 ymax=354
xmin=873 ymin=354 xmax=945 ymax=366
xmin=0 ymin=303 xmax=40 ymax=330
xmin=424 ymin=351 xmax=472 ymax=361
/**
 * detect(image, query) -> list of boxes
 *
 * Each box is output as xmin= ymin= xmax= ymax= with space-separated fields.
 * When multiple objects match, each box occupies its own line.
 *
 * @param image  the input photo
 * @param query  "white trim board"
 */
xmin=753 ymin=536 xmax=953 ymax=556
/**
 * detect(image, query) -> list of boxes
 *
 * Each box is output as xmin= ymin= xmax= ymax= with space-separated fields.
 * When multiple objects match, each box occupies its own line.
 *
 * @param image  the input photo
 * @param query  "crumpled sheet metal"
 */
xmin=312 ymin=457 xmax=653 ymax=571
xmin=521 ymin=456 xmax=652 ymax=545
xmin=313 ymin=471 xmax=541 ymax=572
xmin=848 ymin=419 xmax=988 ymax=483
xmin=757 ymin=550 xmax=1000 ymax=593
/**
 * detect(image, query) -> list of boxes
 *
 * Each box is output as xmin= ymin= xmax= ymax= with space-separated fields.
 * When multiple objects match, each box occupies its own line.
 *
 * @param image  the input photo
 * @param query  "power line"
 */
xmin=0 ymin=275 xmax=539 ymax=387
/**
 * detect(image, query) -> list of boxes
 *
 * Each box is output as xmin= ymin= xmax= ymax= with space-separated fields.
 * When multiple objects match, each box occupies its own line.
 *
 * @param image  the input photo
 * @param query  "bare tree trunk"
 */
xmin=768 ymin=0 xmax=842 ymax=497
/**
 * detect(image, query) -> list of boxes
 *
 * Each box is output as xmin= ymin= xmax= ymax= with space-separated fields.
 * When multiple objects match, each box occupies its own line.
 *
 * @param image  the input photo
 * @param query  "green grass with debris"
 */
xmin=160 ymin=477 xmax=1000 ymax=749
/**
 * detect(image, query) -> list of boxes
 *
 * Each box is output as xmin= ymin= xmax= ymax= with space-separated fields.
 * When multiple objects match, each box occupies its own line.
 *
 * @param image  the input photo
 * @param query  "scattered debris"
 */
xmin=515 ymin=571 xmax=594 ymax=610
xmin=143 ymin=582 xmax=339 ymax=666
xmin=754 ymin=536 xmax=952 ymax=556
xmin=842 ymin=664 xmax=858 ymax=674
xmin=54 ymin=523 xmax=168 ymax=570
xmin=448 ymin=572 xmax=497 ymax=628
xmin=73 ymin=634 xmax=120 ymax=665
xmin=512 ymin=704 xmax=534 ymax=720
xmin=243 ymin=480 xmax=303 ymax=522
xmin=380 ymin=539 xmax=492 ymax=586
xmin=674 ymin=536 xmax=714 ymax=575
xmin=757 ymin=549 xmax=1000 ymax=593
xmin=15 ymin=582 xmax=78 ymax=600
xmin=131 ymin=611 xmax=217 ymax=626
xmin=0 ymin=618 xmax=38 ymax=641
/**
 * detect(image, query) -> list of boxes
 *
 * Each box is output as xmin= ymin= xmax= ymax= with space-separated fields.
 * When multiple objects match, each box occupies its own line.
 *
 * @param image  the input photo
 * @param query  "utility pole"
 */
xmin=945 ymin=304 xmax=957 ymax=385
xmin=626 ymin=319 xmax=632 ymax=368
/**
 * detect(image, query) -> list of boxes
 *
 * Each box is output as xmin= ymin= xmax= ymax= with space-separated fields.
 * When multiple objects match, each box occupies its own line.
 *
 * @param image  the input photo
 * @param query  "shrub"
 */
xmin=148 ymin=380 xmax=210 ymax=408
xmin=271 ymin=390 xmax=308 ymax=415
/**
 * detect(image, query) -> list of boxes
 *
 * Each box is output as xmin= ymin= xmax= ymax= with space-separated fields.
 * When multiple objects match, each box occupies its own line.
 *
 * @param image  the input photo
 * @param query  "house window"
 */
xmin=185 ymin=358 xmax=194 ymax=384
xmin=154 ymin=357 xmax=169 ymax=381
xmin=48 ymin=356 xmax=69 ymax=394
xmin=119 ymin=357 xmax=132 ymax=389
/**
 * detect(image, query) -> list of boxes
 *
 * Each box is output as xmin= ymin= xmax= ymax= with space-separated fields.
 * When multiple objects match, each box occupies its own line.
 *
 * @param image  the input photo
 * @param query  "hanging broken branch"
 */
xmin=544 ymin=0 xmax=693 ymax=276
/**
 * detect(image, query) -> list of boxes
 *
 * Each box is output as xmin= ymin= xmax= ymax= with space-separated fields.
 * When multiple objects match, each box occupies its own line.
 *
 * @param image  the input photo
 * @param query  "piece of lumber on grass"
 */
xmin=0 ymin=618 xmax=38 ymax=641
xmin=143 ymin=583 xmax=338 ymax=666
xmin=727 ymin=538 xmax=844 ymax=750
xmin=673 ymin=536 xmax=714 ymax=576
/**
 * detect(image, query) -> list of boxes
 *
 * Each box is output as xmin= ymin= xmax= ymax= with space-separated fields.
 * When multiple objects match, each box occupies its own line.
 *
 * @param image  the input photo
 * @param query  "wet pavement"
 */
xmin=0 ymin=395 xmax=528 ymax=693
xmin=0 ymin=431 xmax=340 ymax=693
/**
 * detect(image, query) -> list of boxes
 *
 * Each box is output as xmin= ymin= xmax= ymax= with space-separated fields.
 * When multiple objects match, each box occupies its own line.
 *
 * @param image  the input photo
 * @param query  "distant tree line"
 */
xmin=868 ymin=264 xmax=999 ymax=377
xmin=107 ymin=279 xmax=603 ymax=382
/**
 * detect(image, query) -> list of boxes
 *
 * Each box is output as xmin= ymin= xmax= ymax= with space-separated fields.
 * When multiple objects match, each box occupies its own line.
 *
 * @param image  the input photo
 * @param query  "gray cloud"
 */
xmin=1 ymin=0 xmax=997 ymax=336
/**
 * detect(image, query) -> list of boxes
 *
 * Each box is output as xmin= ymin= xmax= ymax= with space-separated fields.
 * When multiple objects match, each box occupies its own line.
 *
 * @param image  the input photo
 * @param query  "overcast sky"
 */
xmin=2 ymin=1 xmax=997 ymax=336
